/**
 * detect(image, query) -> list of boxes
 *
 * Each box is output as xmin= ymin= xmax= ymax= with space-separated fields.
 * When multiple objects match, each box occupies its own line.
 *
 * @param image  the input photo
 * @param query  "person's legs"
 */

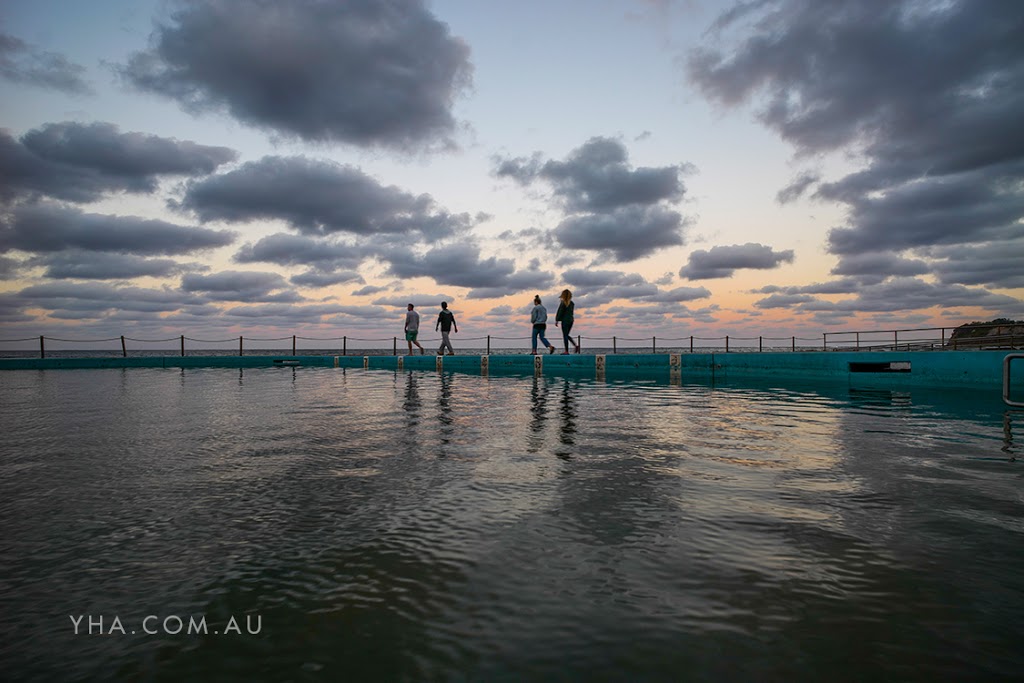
xmin=531 ymin=326 xmax=540 ymax=353
xmin=440 ymin=331 xmax=453 ymax=355
xmin=561 ymin=320 xmax=573 ymax=353
xmin=538 ymin=329 xmax=553 ymax=352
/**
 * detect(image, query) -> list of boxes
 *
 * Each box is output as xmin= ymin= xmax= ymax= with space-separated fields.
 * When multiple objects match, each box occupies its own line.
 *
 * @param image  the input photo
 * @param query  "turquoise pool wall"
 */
xmin=2 ymin=351 xmax=1021 ymax=392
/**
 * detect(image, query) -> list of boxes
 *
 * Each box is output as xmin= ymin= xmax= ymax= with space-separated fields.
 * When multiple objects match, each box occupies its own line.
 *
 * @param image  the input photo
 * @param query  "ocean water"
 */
xmin=0 ymin=366 xmax=1021 ymax=682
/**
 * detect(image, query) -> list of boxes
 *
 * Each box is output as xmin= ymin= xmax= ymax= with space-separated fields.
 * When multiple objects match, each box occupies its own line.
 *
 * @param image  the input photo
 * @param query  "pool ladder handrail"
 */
xmin=1004 ymin=354 xmax=1024 ymax=407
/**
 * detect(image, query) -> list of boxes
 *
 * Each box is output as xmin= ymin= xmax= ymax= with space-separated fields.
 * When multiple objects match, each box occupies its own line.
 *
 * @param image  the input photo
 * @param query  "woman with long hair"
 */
xmin=555 ymin=289 xmax=580 ymax=354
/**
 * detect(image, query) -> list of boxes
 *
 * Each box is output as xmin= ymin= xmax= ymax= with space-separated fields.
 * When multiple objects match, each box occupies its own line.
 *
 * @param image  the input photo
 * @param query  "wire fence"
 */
xmin=1 ymin=323 xmax=1022 ymax=359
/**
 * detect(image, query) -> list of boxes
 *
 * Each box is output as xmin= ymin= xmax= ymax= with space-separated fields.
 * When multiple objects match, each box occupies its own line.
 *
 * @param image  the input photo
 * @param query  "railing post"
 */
xmin=393 ymin=337 xmax=397 ymax=355
xmin=487 ymin=335 xmax=491 ymax=355
xmin=180 ymin=335 xmax=184 ymax=357
xmin=823 ymin=333 xmax=827 ymax=352
xmin=577 ymin=334 xmax=581 ymax=353
xmin=726 ymin=335 xmax=730 ymax=353
xmin=652 ymin=336 xmax=656 ymax=354
xmin=121 ymin=335 xmax=127 ymax=358
xmin=894 ymin=330 xmax=898 ymax=351
xmin=759 ymin=336 xmax=762 ymax=352
xmin=343 ymin=336 xmax=347 ymax=356
xmin=613 ymin=336 xmax=617 ymax=354
xmin=690 ymin=335 xmax=693 ymax=353
xmin=792 ymin=336 xmax=795 ymax=352
xmin=239 ymin=336 xmax=243 ymax=357
xmin=856 ymin=332 xmax=860 ymax=350
xmin=39 ymin=335 xmax=45 ymax=359
xmin=292 ymin=335 xmax=296 ymax=355
xmin=941 ymin=328 xmax=946 ymax=347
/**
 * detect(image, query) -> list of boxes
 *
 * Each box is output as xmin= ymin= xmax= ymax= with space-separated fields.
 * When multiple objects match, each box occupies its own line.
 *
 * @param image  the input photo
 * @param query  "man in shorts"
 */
xmin=405 ymin=303 xmax=425 ymax=355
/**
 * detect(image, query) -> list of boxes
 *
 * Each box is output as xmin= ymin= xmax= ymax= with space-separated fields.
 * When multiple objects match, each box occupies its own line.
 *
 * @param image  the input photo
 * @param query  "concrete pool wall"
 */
xmin=3 ymin=350 xmax=1022 ymax=393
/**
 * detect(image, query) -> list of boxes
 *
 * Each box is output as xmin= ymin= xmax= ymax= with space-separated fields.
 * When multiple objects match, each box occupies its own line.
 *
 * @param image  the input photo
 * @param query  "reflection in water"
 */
xmin=0 ymin=368 xmax=1021 ymax=681
xmin=555 ymin=377 xmax=577 ymax=461
xmin=528 ymin=374 xmax=549 ymax=453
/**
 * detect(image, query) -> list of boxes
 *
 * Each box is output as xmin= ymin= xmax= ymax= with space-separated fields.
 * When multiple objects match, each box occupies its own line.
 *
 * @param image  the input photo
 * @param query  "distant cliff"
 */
xmin=948 ymin=319 xmax=1024 ymax=347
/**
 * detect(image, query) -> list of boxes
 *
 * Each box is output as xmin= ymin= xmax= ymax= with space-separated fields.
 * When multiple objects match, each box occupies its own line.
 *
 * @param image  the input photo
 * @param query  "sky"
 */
xmin=1 ymin=0 xmax=1023 ymax=350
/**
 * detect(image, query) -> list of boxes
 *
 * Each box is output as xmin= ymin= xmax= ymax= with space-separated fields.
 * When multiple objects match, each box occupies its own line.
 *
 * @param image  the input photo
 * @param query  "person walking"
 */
xmin=404 ymin=303 xmax=425 ymax=355
xmin=530 ymin=295 xmax=555 ymax=354
xmin=555 ymin=289 xmax=580 ymax=354
xmin=435 ymin=301 xmax=458 ymax=355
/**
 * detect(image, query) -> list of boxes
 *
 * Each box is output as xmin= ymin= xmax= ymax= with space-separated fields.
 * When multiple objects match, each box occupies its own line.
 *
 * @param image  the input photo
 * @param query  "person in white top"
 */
xmin=530 ymin=295 xmax=555 ymax=354
xmin=404 ymin=303 xmax=425 ymax=355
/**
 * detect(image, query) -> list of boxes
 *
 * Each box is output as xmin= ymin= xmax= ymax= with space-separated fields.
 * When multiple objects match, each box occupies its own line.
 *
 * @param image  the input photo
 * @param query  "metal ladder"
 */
xmin=1005 ymin=353 xmax=1024 ymax=407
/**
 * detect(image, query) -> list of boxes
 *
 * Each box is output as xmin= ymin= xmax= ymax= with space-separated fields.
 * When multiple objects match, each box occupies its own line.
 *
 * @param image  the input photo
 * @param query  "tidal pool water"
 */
xmin=1 ymin=367 xmax=1021 ymax=681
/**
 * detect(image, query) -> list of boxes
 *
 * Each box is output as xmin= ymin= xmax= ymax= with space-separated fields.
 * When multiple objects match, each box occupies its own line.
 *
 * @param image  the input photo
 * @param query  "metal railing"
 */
xmin=1 ymin=323 xmax=1021 ymax=359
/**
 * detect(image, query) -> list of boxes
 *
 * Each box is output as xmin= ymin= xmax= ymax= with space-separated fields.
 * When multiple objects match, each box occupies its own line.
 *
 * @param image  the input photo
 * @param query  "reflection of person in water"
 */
xmin=528 ymin=374 xmax=550 ymax=453
xmin=555 ymin=377 xmax=577 ymax=460
xmin=438 ymin=372 xmax=454 ymax=446
xmin=403 ymin=371 xmax=421 ymax=415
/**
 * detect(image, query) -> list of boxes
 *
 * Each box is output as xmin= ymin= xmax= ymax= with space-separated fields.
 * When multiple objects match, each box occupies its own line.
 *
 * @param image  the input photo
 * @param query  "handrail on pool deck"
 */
xmin=2 ymin=322 xmax=1023 ymax=359
xmin=1004 ymin=354 xmax=1024 ymax=407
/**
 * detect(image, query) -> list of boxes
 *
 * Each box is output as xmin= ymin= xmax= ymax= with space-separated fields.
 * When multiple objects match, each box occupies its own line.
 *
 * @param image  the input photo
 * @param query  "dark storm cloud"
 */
xmin=0 ymin=204 xmax=236 ymax=255
xmin=181 ymin=270 xmax=301 ymax=302
xmin=0 ymin=32 xmax=92 ymax=95
xmin=381 ymin=242 xmax=553 ymax=297
xmin=121 ymin=0 xmax=472 ymax=149
xmin=495 ymin=137 xmax=691 ymax=261
xmin=234 ymin=233 xmax=370 ymax=270
xmin=290 ymin=270 xmax=364 ymax=288
xmin=180 ymin=156 xmax=472 ymax=240
xmin=30 ymin=251 xmax=198 ymax=280
xmin=0 ymin=124 xmax=235 ymax=204
xmin=554 ymin=206 xmax=686 ymax=261
xmin=689 ymin=0 xmax=1024 ymax=259
xmin=679 ymin=243 xmax=794 ymax=280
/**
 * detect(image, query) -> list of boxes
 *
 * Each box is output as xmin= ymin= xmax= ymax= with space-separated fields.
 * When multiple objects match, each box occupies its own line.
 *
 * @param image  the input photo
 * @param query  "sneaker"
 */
xmin=561 ymin=351 xmax=570 ymax=355
xmin=420 ymin=348 xmax=425 ymax=355
xmin=548 ymin=346 xmax=556 ymax=354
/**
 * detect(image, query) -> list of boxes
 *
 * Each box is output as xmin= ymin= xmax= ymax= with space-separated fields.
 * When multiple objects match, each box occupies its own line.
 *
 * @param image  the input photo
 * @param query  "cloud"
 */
xmin=680 ymin=243 xmax=794 ymax=279
xmin=753 ymin=277 xmax=1022 ymax=314
xmin=561 ymin=267 xmax=710 ymax=307
xmin=830 ymin=252 xmax=929 ymax=279
xmin=1 ymin=125 xmax=236 ymax=204
xmin=776 ymin=171 xmax=819 ymax=204
xmin=0 ymin=255 xmax=23 ymax=280
xmin=689 ymin=0 xmax=1024 ymax=265
xmin=926 ymin=239 xmax=1024 ymax=289
xmin=0 ymin=32 xmax=92 ymax=95
xmin=372 ymin=294 xmax=456 ymax=309
xmin=15 ymin=282 xmax=204 ymax=316
xmin=380 ymin=242 xmax=553 ymax=297
xmin=120 ymin=0 xmax=472 ymax=149
xmin=0 ymin=204 xmax=236 ymax=255
xmin=181 ymin=270 xmax=301 ymax=302
xmin=554 ymin=206 xmax=686 ymax=261
xmin=351 ymin=284 xmax=388 ymax=297
xmin=234 ymin=232 xmax=370 ymax=270
xmin=289 ymin=270 xmax=364 ymax=288
xmin=29 ymin=251 xmax=199 ymax=280
xmin=180 ymin=156 xmax=472 ymax=240
xmin=500 ymin=137 xmax=685 ymax=212
xmin=495 ymin=137 xmax=692 ymax=261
